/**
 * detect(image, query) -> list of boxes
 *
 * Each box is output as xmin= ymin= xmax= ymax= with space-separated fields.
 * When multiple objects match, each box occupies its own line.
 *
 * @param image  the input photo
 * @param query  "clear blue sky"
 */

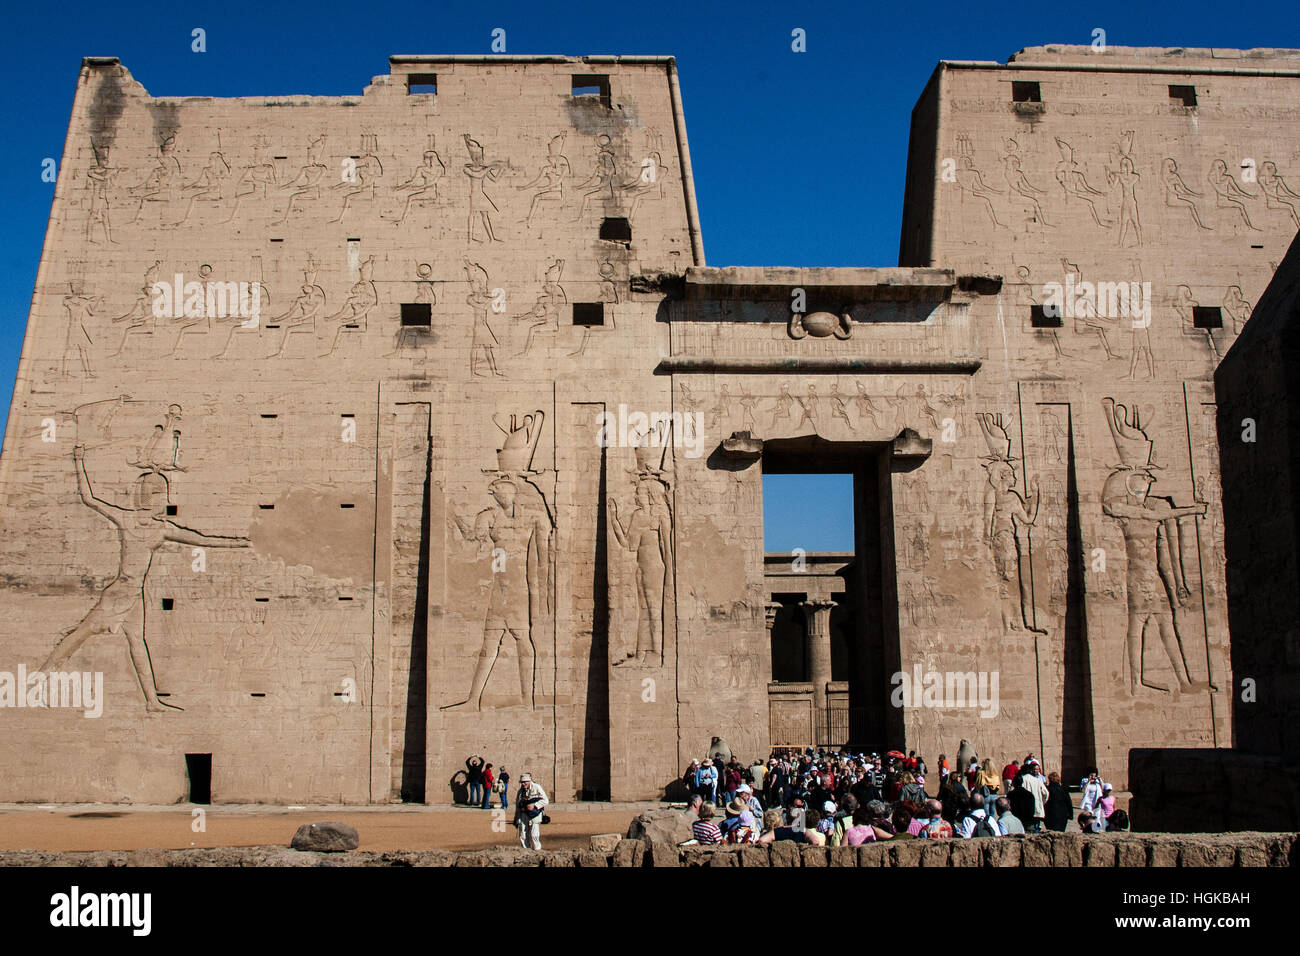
xmin=2 ymin=0 xmax=1293 ymax=550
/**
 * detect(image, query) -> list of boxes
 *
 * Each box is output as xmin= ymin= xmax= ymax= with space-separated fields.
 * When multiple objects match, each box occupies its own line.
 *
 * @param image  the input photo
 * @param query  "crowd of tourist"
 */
xmin=681 ymin=745 xmax=1127 ymax=845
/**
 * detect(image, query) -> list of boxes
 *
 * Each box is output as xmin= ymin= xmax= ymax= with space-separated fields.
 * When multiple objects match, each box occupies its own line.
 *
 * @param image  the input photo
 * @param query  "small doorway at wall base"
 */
xmin=185 ymin=753 xmax=212 ymax=804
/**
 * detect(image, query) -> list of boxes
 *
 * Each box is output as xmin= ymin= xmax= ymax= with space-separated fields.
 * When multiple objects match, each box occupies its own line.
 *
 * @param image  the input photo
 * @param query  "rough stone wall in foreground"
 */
xmin=0 ymin=831 xmax=1294 ymax=867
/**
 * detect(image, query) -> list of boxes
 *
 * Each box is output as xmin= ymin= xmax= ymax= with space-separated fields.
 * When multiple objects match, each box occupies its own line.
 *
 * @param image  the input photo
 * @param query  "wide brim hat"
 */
xmin=726 ymin=799 xmax=747 ymax=815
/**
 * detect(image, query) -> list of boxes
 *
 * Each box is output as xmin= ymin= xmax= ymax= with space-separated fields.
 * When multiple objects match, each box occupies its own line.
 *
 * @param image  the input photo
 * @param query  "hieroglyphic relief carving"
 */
xmin=465 ymin=259 xmax=501 ymax=377
xmin=1162 ymin=158 xmax=1209 ymax=229
xmin=129 ymin=134 xmax=181 ymax=225
xmin=329 ymin=133 xmax=384 ymax=224
xmin=795 ymin=386 xmax=819 ymax=431
xmin=1207 ymin=159 xmax=1259 ymax=231
xmin=111 ymin=261 xmax=161 ymax=356
xmin=622 ymin=146 xmax=669 ymax=220
xmin=1054 ymin=137 xmax=1111 ymax=227
xmin=41 ymin=404 xmax=250 ymax=712
xmin=85 ymin=142 xmax=120 ymax=243
xmin=853 ymin=382 xmax=881 ymax=428
xmin=954 ymin=135 xmax=1004 ymax=227
xmin=770 ymin=384 xmax=795 ymax=429
xmin=62 ymin=285 xmax=102 ymax=378
xmin=387 ymin=142 xmax=444 ymax=224
xmin=1060 ymin=259 xmax=1118 ymax=361
xmin=512 ymin=259 xmax=566 ymax=357
xmin=390 ymin=262 xmax=436 ymax=352
xmin=443 ymin=411 xmax=554 ymax=710
xmin=278 ymin=135 xmax=328 ymax=224
xmin=609 ymin=429 xmax=674 ymax=669
xmin=1100 ymin=398 xmax=1209 ymax=696
xmin=1259 ymin=161 xmax=1300 ymax=228
xmin=463 ymin=134 xmax=506 ymax=242
xmin=829 ymin=384 xmax=852 ymax=428
xmin=213 ymin=256 xmax=270 ymax=358
xmin=224 ymin=138 xmax=278 ymax=222
xmin=1105 ymin=132 xmax=1141 ymax=247
xmin=269 ymin=256 xmax=326 ymax=357
xmin=1223 ymin=285 xmax=1252 ymax=334
xmin=321 ymin=255 xmax=378 ymax=355
xmin=169 ymin=263 xmax=216 ymax=355
xmin=976 ymin=412 xmax=1043 ymax=633
xmin=169 ymin=152 xmax=231 ymax=227
xmin=576 ymin=134 xmax=617 ymax=220
xmin=517 ymin=133 xmax=570 ymax=227
xmin=1001 ymin=138 xmax=1051 ymax=227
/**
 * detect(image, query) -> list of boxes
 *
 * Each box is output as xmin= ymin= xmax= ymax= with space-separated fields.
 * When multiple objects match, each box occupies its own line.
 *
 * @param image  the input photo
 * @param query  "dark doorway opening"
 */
xmin=762 ymin=437 xmax=901 ymax=750
xmin=185 ymin=753 xmax=211 ymax=804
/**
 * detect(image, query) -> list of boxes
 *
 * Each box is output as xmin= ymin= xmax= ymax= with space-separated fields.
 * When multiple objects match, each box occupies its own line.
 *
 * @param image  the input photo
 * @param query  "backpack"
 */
xmin=974 ymin=812 xmax=998 ymax=838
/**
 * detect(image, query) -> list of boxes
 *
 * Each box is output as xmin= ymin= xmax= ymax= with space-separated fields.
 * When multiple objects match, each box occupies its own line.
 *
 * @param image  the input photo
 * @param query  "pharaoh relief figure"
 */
xmin=976 ymin=412 xmax=1043 ymax=634
xmin=43 ymin=408 xmax=250 ymax=712
xmin=608 ymin=433 xmax=674 ymax=669
xmin=1100 ymin=398 xmax=1210 ymax=696
xmin=443 ymin=412 xmax=553 ymax=711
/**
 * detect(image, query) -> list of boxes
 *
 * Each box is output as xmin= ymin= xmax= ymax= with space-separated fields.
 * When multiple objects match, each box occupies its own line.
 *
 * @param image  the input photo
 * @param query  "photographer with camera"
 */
xmin=513 ymin=772 xmax=549 ymax=850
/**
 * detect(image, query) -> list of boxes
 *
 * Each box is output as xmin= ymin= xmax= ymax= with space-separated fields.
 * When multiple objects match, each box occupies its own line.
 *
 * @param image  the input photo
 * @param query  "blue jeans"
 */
xmin=481 ymin=786 xmax=491 ymax=809
xmin=468 ymin=781 xmax=482 ymax=806
xmin=500 ymin=785 xmax=509 ymax=809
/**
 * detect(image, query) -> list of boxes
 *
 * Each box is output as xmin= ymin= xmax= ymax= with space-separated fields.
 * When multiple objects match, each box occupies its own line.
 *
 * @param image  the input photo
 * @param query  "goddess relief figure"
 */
xmin=976 ymin=412 xmax=1043 ymax=634
xmin=608 ymin=477 xmax=673 ymax=668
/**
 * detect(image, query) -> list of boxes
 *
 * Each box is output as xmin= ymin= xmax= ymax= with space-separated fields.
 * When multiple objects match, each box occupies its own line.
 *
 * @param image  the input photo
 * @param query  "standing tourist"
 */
xmin=514 ymin=772 xmax=549 ymax=850
xmin=1045 ymin=772 xmax=1072 ymax=832
xmin=465 ymin=754 xmax=486 ymax=807
xmin=497 ymin=767 xmax=510 ymax=810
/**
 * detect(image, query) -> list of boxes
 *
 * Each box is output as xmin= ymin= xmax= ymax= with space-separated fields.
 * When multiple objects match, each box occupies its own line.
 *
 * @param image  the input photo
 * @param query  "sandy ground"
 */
xmin=0 ymin=802 xmax=663 ymax=853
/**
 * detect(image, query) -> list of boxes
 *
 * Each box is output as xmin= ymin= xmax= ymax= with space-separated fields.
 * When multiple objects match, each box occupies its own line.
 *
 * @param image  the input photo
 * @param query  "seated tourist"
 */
xmin=692 ymin=803 xmax=723 ymax=844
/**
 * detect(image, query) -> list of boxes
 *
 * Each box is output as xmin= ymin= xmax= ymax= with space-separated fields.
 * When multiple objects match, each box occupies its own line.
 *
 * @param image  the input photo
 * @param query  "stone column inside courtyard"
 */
xmin=801 ymin=600 xmax=836 ymax=740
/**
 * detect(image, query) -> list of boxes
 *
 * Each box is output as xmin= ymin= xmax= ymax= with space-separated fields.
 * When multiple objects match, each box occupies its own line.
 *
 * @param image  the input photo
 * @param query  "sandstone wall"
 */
xmin=0 ymin=831 xmax=1294 ymax=867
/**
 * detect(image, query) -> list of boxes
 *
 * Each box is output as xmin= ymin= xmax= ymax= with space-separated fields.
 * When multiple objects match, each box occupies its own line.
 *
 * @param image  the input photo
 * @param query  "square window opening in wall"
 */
xmin=1030 ymin=304 xmax=1062 ymax=328
xmin=1011 ymin=81 xmax=1041 ymax=103
xmin=161 ymin=598 xmax=174 ymax=611
xmin=401 ymin=303 xmax=432 ymax=327
xmin=600 ymin=217 xmax=632 ymax=242
xmin=573 ymin=302 xmax=605 ymax=326
xmin=165 ymin=504 xmax=177 ymax=516
xmin=407 ymin=74 xmax=437 ymax=95
xmin=1193 ymin=306 xmax=1223 ymax=329
xmin=572 ymin=74 xmax=611 ymax=108
xmin=1169 ymin=85 xmax=1197 ymax=108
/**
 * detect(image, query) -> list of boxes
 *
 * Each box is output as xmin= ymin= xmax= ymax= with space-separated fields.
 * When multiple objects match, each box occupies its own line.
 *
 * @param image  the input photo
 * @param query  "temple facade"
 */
xmin=1 ymin=46 xmax=1295 ymax=803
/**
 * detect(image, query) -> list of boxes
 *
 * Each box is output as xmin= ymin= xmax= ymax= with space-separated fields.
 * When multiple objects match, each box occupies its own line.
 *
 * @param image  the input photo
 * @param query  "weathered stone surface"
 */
xmin=577 ymin=850 xmax=610 ymax=868
xmin=949 ymin=840 xmax=981 ymax=867
xmin=1116 ymin=841 xmax=1149 ymax=868
xmin=859 ymin=843 xmax=889 ymax=867
xmin=800 ymin=845 xmax=829 ymax=868
xmin=828 ymin=845 xmax=857 ymax=867
xmin=627 ymin=809 xmax=693 ymax=848
xmin=983 ymin=838 xmax=1022 ymax=868
xmin=1149 ymin=842 xmax=1179 ymax=867
xmin=1084 ymin=840 xmax=1117 ymax=867
xmin=768 ymin=841 xmax=801 ymax=867
xmin=889 ymin=841 xmax=924 ymax=867
xmin=1050 ymin=833 xmax=1083 ymax=867
xmin=290 ymin=822 xmax=359 ymax=852
xmin=738 ymin=846 xmax=771 ymax=867
xmin=646 ymin=842 xmax=681 ymax=868
xmin=919 ymin=841 xmax=952 ymax=867
xmin=612 ymin=839 xmax=645 ymax=868
xmin=589 ymin=833 xmax=621 ymax=853
xmin=1020 ymin=838 xmax=1052 ymax=868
